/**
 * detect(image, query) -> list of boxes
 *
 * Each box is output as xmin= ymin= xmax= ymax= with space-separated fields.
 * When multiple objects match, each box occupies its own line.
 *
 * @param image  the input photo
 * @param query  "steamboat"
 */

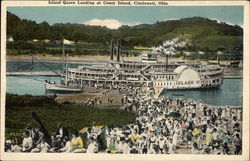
xmin=45 ymin=40 xmax=223 ymax=93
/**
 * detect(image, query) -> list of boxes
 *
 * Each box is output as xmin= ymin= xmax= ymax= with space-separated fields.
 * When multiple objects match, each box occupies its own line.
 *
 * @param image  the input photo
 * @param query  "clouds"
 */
xmin=209 ymin=18 xmax=242 ymax=28
xmin=83 ymin=17 xmax=242 ymax=30
xmin=84 ymin=19 xmax=122 ymax=29
xmin=83 ymin=19 xmax=141 ymax=29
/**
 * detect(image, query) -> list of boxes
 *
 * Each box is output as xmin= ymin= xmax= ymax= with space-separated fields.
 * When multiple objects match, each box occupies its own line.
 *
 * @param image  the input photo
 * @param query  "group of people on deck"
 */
xmin=5 ymin=84 xmax=242 ymax=155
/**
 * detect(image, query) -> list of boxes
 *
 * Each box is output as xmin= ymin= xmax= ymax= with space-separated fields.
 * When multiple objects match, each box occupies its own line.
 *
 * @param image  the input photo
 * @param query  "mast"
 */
xmin=119 ymin=40 xmax=122 ymax=61
xmin=62 ymin=38 xmax=69 ymax=86
xmin=117 ymin=40 xmax=120 ymax=62
xmin=110 ymin=39 xmax=114 ymax=60
xmin=166 ymin=54 xmax=168 ymax=71
xmin=65 ymin=53 xmax=68 ymax=86
xmin=62 ymin=38 xmax=65 ymax=75
xmin=161 ymin=41 xmax=168 ymax=72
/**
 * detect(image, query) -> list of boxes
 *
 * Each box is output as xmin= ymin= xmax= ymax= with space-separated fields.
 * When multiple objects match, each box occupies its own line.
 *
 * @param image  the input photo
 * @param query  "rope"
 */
xmin=31 ymin=55 xmax=62 ymax=76
xmin=30 ymin=77 xmax=45 ymax=83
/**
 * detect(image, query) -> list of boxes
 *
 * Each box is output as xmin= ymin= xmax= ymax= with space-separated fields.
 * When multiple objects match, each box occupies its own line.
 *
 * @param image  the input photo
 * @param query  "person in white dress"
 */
xmin=158 ymin=133 xmax=166 ymax=154
xmin=117 ymin=137 xmax=129 ymax=154
xmin=86 ymin=138 xmax=98 ymax=153
xmin=36 ymin=137 xmax=50 ymax=153
xmin=22 ymin=131 xmax=33 ymax=152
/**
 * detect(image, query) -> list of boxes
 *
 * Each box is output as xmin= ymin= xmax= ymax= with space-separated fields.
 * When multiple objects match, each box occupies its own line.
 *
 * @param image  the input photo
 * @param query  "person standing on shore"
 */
xmin=232 ymin=133 xmax=242 ymax=155
xmin=205 ymin=124 xmax=213 ymax=146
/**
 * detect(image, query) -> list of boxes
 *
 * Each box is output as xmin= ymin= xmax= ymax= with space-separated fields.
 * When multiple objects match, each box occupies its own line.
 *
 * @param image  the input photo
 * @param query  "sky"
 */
xmin=7 ymin=6 xmax=244 ymax=29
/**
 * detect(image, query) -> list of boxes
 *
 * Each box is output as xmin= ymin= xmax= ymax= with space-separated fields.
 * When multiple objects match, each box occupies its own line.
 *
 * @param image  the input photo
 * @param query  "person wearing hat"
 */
xmin=212 ymin=128 xmax=219 ymax=149
xmin=57 ymin=136 xmax=71 ymax=152
xmin=69 ymin=130 xmax=85 ymax=153
xmin=10 ymin=139 xmax=22 ymax=152
xmin=186 ymin=129 xmax=193 ymax=148
xmin=221 ymin=142 xmax=230 ymax=155
xmin=106 ymin=137 xmax=117 ymax=153
xmin=221 ymin=130 xmax=230 ymax=145
xmin=158 ymin=132 xmax=166 ymax=154
xmin=172 ymin=130 xmax=179 ymax=151
xmin=25 ymin=123 xmax=36 ymax=140
xmin=136 ymin=135 xmax=145 ymax=154
xmin=22 ymin=130 xmax=33 ymax=152
xmin=232 ymin=133 xmax=242 ymax=155
xmin=117 ymin=137 xmax=129 ymax=154
xmin=148 ymin=131 xmax=157 ymax=154
xmin=130 ymin=130 xmax=140 ymax=143
xmin=55 ymin=122 xmax=69 ymax=146
xmin=129 ymin=141 xmax=138 ymax=154
xmin=191 ymin=142 xmax=200 ymax=154
xmin=205 ymin=124 xmax=213 ymax=146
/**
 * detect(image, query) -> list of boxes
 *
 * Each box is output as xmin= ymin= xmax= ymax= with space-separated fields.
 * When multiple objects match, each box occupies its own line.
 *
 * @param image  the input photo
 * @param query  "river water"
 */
xmin=5 ymin=60 xmax=243 ymax=106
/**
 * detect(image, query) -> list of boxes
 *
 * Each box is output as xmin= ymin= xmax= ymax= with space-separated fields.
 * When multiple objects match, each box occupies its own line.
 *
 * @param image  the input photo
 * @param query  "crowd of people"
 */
xmin=5 ymin=83 xmax=242 ymax=155
xmin=104 ymin=85 xmax=242 ymax=154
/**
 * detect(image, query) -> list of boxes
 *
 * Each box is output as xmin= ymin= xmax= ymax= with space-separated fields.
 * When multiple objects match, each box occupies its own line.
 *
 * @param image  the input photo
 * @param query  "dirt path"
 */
xmin=55 ymin=87 xmax=123 ymax=109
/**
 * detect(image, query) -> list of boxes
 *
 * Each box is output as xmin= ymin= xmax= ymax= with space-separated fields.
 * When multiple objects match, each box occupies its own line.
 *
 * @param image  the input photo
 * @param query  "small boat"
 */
xmin=44 ymin=41 xmax=83 ymax=94
xmin=45 ymin=81 xmax=83 ymax=93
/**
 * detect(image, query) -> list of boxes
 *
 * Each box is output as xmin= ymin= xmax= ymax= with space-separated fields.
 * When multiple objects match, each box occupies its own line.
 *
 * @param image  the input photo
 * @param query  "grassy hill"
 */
xmin=7 ymin=12 xmax=243 ymax=60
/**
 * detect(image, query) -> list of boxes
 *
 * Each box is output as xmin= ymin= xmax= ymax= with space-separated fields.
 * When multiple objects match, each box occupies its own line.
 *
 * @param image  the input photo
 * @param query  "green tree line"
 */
xmin=7 ymin=12 xmax=243 ymax=60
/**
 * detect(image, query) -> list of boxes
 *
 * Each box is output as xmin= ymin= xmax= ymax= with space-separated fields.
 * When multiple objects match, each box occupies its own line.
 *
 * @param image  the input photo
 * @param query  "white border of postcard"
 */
xmin=1 ymin=1 xmax=249 ymax=161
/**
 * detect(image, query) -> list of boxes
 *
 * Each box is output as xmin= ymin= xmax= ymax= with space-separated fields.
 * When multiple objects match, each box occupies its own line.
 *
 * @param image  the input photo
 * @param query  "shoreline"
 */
xmin=6 ymin=55 xmax=243 ymax=78
xmin=6 ymin=55 xmax=110 ymax=64
xmin=6 ymin=54 xmax=244 ymax=63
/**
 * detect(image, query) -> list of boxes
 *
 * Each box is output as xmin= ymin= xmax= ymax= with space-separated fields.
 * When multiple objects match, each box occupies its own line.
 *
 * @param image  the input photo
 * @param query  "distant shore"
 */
xmin=6 ymin=55 xmax=110 ymax=64
xmin=6 ymin=55 xmax=243 ymax=78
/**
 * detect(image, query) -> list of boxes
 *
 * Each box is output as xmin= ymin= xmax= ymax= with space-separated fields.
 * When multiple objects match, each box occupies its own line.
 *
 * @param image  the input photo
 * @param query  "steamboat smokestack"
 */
xmin=110 ymin=40 xmax=114 ymax=60
xmin=117 ymin=40 xmax=120 ymax=62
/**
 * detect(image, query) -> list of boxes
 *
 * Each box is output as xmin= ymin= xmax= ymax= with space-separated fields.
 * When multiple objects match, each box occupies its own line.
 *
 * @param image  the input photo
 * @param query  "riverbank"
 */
xmin=55 ymin=85 xmax=242 ymax=109
xmin=6 ymin=55 xmax=243 ymax=77
xmin=223 ymin=67 xmax=243 ymax=78
xmin=6 ymin=55 xmax=109 ymax=64
xmin=55 ymin=87 xmax=123 ymax=109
